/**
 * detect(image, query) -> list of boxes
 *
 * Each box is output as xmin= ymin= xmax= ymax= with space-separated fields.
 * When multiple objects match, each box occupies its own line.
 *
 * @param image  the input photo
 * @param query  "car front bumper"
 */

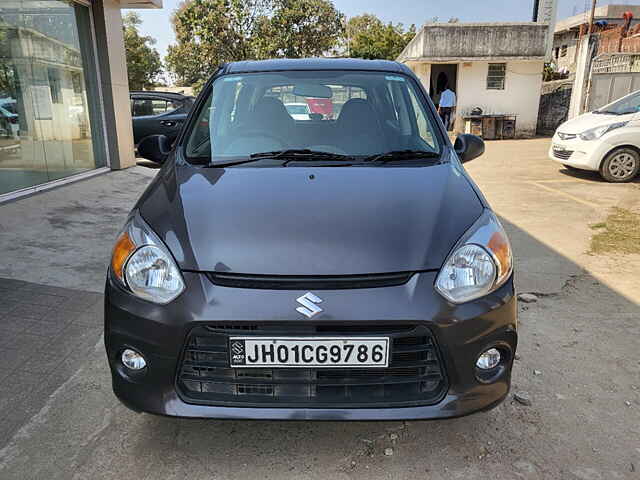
xmin=105 ymin=271 xmax=517 ymax=420
xmin=548 ymin=133 xmax=613 ymax=171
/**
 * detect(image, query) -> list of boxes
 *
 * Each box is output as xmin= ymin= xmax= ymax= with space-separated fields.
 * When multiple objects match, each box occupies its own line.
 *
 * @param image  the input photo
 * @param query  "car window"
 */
xmin=598 ymin=91 xmax=640 ymax=115
xmin=285 ymin=104 xmax=309 ymax=115
xmin=0 ymin=102 xmax=17 ymax=115
xmin=131 ymin=98 xmax=181 ymax=117
xmin=185 ymin=71 xmax=442 ymax=162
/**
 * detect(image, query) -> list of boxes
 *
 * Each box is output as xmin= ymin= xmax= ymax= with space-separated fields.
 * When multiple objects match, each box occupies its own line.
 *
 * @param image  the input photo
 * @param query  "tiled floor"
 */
xmin=0 ymin=277 xmax=103 ymax=446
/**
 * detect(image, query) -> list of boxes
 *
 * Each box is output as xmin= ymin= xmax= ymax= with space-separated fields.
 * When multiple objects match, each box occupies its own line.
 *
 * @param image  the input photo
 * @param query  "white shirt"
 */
xmin=439 ymin=89 xmax=456 ymax=108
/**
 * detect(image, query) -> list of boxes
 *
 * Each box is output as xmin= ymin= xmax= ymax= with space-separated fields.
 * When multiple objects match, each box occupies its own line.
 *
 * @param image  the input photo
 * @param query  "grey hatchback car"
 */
xmin=105 ymin=59 xmax=517 ymax=420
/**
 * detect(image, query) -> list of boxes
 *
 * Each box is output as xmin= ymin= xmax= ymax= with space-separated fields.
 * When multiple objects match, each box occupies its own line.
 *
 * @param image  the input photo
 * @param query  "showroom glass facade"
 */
xmin=0 ymin=0 xmax=106 ymax=196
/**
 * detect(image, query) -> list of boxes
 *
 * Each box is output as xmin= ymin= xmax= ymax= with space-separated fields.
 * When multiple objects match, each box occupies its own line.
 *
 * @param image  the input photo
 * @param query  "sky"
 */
xmin=133 ymin=0 xmax=640 ymax=60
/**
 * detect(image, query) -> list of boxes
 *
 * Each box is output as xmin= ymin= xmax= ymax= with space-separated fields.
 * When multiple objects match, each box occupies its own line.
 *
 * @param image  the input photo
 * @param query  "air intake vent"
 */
xmin=205 ymin=272 xmax=414 ymax=290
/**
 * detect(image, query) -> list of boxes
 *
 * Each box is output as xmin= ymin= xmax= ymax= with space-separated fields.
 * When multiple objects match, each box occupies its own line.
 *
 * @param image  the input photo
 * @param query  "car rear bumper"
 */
xmin=105 ymin=271 xmax=517 ymax=420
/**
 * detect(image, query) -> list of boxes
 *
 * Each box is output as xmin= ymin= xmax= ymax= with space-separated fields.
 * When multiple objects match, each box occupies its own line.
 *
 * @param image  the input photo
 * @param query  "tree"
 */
xmin=346 ymin=14 xmax=415 ymax=60
xmin=166 ymin=0 xmax=270 ymax=89
xmin=122 ymin=12 xmax=163 ymax=90
xmin=254 ymin=0 xmax=344 ymax=58
xmin=165 ymin=0 xmax=344 ymax=90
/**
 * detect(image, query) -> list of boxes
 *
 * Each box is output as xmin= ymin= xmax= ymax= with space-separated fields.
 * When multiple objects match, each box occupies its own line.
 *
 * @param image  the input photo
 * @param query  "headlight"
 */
xmin=435 ymin=210 xmax=513 ymax=304
xmin=110 ymin=212 xmax=185 ymax=304
xmin=579 ymin=121 xmax=628 ymax=141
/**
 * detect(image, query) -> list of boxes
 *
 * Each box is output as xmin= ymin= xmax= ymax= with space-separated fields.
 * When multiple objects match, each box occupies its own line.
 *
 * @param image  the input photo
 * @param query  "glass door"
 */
xmin=0 ymin=0 xmax=105 ymax=196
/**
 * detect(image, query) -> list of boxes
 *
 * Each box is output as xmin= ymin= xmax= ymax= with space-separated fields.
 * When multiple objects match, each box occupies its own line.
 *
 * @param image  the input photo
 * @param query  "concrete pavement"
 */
xmin=0 ymin=167 xmax=156 ymax=292
xmin=0 ymin=139 xmax=639 ymax=479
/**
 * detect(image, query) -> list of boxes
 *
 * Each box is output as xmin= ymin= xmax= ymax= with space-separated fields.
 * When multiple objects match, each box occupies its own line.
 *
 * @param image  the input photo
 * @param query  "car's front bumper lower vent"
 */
xmin=176 ymin=323 xmax=447 ymax=408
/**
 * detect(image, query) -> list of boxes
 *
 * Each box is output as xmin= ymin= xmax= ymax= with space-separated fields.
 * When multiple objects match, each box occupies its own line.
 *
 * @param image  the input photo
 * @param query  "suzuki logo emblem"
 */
xmin=296 ymin=292 xmax=323 ymax=318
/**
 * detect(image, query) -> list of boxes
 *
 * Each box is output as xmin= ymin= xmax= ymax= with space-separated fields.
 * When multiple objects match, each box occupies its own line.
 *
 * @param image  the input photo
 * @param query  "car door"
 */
xmin=131 ymin=96 xmax=186 ymax=144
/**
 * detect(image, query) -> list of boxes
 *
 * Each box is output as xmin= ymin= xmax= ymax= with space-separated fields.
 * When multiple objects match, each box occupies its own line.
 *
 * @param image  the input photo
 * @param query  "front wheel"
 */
xmin=599 ymin=148 xmax=640 ymax=183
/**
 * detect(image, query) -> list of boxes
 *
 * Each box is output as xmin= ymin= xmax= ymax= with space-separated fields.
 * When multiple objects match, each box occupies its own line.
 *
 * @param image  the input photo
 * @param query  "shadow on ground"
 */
xmin=558 ymin=165 xmax=640 ymax=184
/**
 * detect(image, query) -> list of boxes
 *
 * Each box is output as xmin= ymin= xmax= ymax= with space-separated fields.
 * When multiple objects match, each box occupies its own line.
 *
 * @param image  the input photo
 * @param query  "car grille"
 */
xmin=205 ymin=272 xmax=413 ymax=290
xmin=177 ymin=324 xmax=447 ymax=408
xmin=553 ymin=147 xmax=574 ymax=160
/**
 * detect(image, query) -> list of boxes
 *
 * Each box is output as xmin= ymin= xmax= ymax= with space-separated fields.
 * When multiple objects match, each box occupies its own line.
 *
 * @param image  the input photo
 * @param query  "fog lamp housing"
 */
xmin=121 ymin=348 xmax=147 ymax=370
xmin=476 ymin=348 xmax=501 ymax=370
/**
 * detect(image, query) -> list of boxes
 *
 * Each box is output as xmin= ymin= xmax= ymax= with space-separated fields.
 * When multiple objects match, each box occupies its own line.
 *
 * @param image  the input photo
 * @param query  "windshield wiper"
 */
xmin=251 ymin=149 xmax=353 ymax=160
xmin=363 ymin=150 xmax=442 ymax=164
xmin=207 ymin=149 xmax=355 ymax=168
xmin=593 ymin=110 xmax=620 ymax=115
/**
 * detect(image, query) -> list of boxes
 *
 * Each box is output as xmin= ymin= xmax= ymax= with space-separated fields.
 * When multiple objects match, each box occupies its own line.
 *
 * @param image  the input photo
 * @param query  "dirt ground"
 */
xmin=0 ymin=138 xmax=639 ymax=479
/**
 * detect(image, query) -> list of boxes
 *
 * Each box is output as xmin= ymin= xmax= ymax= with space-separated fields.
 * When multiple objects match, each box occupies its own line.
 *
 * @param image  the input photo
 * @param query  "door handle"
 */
xmin=160 ymin=120 xmax=176 ymax=127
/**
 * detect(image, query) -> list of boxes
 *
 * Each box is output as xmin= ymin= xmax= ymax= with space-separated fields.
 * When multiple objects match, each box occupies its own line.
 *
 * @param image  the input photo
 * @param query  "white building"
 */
xmin=398 ymin=22 xmax=550 ymax=138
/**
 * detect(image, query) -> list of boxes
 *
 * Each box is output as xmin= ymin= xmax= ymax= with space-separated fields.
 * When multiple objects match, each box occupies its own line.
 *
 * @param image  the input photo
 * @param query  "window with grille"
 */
xmin=487 ymin=63 xmax=506 ymax=90
xmin=560 ymin=45 xmax=568 ymax=57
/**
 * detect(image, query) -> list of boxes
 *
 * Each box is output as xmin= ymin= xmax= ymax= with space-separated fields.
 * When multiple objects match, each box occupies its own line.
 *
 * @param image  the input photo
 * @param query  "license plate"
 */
xmin=229 ymin=337 xmax=390 ymax=368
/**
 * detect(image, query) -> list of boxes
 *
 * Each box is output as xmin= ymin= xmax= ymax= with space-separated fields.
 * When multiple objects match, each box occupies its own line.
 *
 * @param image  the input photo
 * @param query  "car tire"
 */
xmin=599 ymin=148 xmax=640 ymax=183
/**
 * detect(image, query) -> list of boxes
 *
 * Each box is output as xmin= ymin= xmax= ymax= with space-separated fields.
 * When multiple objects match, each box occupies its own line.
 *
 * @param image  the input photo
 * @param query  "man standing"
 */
xmin=438 ymin=85 xmax=456 ymax=131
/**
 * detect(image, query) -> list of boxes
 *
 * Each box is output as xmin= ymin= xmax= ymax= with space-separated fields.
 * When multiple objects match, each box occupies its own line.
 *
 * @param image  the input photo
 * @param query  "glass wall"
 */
xmin=0 ymin=0 xmax=105 ymax=196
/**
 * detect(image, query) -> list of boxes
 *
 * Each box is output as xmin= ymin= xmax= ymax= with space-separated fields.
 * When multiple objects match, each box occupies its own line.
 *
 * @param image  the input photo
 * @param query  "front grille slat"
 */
xmin=177 ymin=324 xmax=447 ymax=408
xmin=553 ymin=148 xmax=574 ymax=160
xmin=206 ymin=272 xmax=414 ymax=290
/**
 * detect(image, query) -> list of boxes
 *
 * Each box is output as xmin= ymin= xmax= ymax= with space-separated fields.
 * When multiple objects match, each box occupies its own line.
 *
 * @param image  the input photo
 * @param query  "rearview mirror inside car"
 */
xmin=293 ymin=83 xmax=333 ymax=99
xmin=454 ymin=134 xmax=485 ymax=163
xmin=138 ymin=134 xmax=172 ymax=165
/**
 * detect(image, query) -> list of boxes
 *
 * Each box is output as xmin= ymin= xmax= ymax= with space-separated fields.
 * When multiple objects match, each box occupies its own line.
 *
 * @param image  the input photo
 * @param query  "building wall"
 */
xmin=408 ymin=60 xmax=543 ymax=138
xmin=537 ymin=78 xmax=573 ymax=135
xmin=92 ymin=0 xmax=136 ymax=170
xmin=552 ymin=30 xmax=580 ymax=71
xmin=456 ymin=60 xmax=544 ymax=137
xmin=400 ymin=23 xmax=548 ymax=62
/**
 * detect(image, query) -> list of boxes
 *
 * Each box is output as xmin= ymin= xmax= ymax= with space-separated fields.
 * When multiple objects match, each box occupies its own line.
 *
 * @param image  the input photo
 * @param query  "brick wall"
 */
xmin=597 ymin=24 xmax=640 ymax=54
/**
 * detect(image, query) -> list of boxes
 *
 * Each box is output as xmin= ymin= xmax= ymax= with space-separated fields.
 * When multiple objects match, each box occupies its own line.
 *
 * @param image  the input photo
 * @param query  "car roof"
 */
xmin=222 ymin=58 xmax=411 ymax=75
xmin=130 ymin=91 xmax=192 ymax=100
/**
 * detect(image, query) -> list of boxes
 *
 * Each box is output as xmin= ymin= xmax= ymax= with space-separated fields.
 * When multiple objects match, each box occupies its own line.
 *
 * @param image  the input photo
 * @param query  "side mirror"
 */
xmin=138 ymin=134 xmax=172 ymax=164
xmin=454 ymin=134 xmax=485 ymax=163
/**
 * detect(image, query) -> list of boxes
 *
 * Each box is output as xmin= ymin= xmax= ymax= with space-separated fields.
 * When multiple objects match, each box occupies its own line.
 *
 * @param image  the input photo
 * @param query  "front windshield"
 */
xmin=185 ymin=70 xmax=442 ymax=164
xmin=596 ymin=91 xmax=640 ymax=115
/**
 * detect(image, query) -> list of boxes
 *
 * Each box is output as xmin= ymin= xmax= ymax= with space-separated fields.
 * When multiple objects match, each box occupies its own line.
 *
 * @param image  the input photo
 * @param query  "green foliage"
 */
xmin=346 ymin=14 xmax=415 ymax=60
xmin=255 ymin=0 xmax=344 ymax=58
xmin=165 ymin=0 xmax=344 ymax=88
xmin=543 ymin=62 xmax=569 ymax=82
xmin=0 ymin=27 xmax=17 ymax=98
xmin=122 ymin=12 xmax=163 ymax=90
xmin=166 ymin=0 xmax=269 ymax=88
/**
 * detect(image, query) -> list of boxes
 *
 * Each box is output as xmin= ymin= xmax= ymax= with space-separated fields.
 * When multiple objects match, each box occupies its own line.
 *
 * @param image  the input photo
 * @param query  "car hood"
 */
xmin=138 ymin=161 xmax=484 ymax=275
xmin=557 ymin=111 xmax=634 ymax=134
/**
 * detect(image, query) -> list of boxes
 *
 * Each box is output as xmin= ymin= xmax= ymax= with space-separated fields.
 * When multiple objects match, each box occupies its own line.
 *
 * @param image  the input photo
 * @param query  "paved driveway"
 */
xmin=0 ymin=140 xmax=638 ymax=479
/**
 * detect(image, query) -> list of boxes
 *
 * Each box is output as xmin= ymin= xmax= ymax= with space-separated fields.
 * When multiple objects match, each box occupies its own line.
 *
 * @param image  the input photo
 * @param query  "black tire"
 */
xmin=562 ymin=164 xmax=580 ymax=171
xmin=599 ymin=148 xmax=640 ymax=183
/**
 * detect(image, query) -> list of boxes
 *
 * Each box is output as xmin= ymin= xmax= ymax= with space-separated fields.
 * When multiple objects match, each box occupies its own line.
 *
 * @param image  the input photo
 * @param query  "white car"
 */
xmin=285 ymin=102 xmax=311 ymax=120
xmin=549 ymin=90 xmax=640 ymax=182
